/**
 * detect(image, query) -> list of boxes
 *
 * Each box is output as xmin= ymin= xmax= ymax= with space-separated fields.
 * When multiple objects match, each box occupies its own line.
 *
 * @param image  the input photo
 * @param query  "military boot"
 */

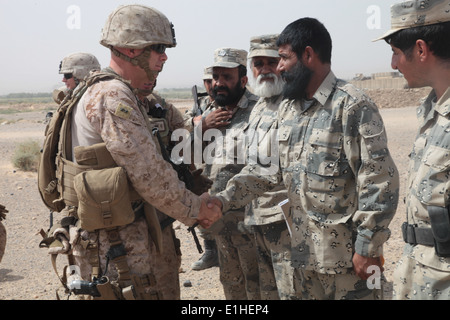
xmin=191 ymin=239 xmax=219 ymax=271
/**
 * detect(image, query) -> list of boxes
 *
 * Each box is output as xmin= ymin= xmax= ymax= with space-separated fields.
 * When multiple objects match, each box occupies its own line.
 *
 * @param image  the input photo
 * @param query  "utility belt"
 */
xmin=71 ymin=223 xmax=160 ymax=301
xmin=402 ymin=205 xmax=450 ymax=258
xmin=41 ymin=143 xmax=164 ymax=300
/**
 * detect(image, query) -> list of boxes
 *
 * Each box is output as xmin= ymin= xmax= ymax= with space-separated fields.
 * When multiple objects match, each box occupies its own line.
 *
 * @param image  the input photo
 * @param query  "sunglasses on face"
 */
xmin=149 ymin=44 xmax=167 ymax=54
xmin=64 ymin=73 xmax=73 ymax=79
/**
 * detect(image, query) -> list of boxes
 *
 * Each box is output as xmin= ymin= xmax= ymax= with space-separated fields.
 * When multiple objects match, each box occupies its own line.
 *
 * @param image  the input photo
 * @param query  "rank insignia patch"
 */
xmin=115 ymin=103 xmax=133 ymax=119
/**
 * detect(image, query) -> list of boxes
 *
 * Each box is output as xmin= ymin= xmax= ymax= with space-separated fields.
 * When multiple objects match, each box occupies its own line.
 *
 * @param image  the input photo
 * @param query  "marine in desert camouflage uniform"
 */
xmin=201 ymin=48 xmax=261 ymax=299
xmin=52 ymin=5 xmax=221 ymax=300
xmin=52 ymin=52 xmax=101 ymax=104
xmin=214 ymin=18 xmax=399 ymax=300
xmin=375 ymin=0 xmax=450 ymax=300
xmin=0 ymin=205 xmax=7 ymax=264
xmin=244 ymin=34 xmax=294 ymax=300
xmin=140 ymin=89 xmax=199 ymax=299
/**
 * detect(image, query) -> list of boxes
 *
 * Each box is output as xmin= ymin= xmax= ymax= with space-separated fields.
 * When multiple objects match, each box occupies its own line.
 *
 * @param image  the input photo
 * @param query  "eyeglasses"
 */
xmin=150 ymin=44 xmax=167 ymax=54
xmin=63 ymin=73 xmax=73 ymax=79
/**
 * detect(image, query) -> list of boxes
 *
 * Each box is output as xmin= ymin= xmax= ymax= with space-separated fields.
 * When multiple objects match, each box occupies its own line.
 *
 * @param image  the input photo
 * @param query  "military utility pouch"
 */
xmin=74 ymin=167 xmax=135 ymax=232
xmin=428 ymin=205 xmax=450 ymax=257
xmin=95 ymin=278 xmax=120 ymax=300
xmin=74 ymin=142 xmax=117 ymax=167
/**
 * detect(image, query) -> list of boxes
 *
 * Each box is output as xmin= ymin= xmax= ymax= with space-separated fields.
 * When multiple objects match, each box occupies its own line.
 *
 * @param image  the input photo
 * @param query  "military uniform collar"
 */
xmin=236 ymin=88 xmax=259 ymax=110
xmin=418 ymin=87 xmax=450 ymax=122
xmin=312 ymin=70 xmax=338 ymax=107
xmin=214 ymin=88 xmax=258 ymax=111
xmin=436 ymin=87 xmax=450 ymax=117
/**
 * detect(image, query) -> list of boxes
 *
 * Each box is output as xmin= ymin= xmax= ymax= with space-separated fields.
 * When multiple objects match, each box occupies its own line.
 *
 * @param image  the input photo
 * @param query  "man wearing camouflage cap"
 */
xmin=44 ymin=4 xmax=221 ymax=300
xmin=53 ymin=52 xmax=101 ymax=104
xmin=210 ymin=18 xmax=399 ymax=300
xmin=375 ymin=0 xmax=450 ymax=300
xmin=199 ymin=47 xmax=260 ymax=299
xmin=244 ymin=34 xmax=294 ymax=300
xmin=184 ymin=67 xmax=216 ymax=130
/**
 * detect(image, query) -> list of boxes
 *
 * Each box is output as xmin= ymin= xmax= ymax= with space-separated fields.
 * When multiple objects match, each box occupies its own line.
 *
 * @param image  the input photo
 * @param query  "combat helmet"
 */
xmin=100 ymin=4 xmax=176 ymax=49
xmin=100 ymin=4 xmax=176 ymax=95
xmin=59 ymin=52 xmax=101 ymax=81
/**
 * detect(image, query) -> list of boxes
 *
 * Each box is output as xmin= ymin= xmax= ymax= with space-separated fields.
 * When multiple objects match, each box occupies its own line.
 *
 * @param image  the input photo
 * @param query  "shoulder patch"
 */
xmin=115 ymin=103 xmax=133 ymax=119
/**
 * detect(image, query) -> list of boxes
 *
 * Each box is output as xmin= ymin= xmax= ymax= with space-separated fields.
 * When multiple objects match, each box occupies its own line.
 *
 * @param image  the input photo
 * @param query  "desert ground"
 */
xmin=0 ymin=87 xmax=430 ymax=300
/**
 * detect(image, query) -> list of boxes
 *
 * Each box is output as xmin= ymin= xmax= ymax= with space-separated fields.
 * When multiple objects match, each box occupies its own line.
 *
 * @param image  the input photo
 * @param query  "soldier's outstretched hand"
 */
xmin=197 ymin=193 xmax=222 ymax=228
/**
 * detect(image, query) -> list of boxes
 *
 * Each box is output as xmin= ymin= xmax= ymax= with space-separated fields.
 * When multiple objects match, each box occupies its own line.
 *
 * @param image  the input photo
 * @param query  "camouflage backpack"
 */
xmin=37 ymin=72 xmax=120 ymax=212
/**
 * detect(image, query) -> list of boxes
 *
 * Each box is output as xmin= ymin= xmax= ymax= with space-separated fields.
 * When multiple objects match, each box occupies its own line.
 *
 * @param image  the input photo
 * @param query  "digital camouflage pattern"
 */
xmin=100 ymin=5 xmax=177 ymax=49
xmin=393 ymin=88 xmax=450 ymax=300
xmin=72 ymin=216 xmax=157 ymax=295
xmin=218 ymin=71 xmax=399 ymax=275
xmin=74 ymin=78 xmax=201 ymax=225
xmin=59 ymin=52 xmax=101 ymax=81
xmin=69 ymin=77 xmax=202 ymax=297
xmin=145 ymin=92 xmax=188 ymax=299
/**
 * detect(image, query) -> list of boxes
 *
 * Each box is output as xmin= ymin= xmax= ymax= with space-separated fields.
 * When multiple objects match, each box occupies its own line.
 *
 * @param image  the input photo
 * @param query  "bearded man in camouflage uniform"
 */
xmin=244 ymin=34 xmax=294 ymax=300
xmin=200 ymin=48 xmax=261 ymax=299
xmin=49 ymin=4 xmax=221 ymax=300
xmin=184 ymin=67 xmax=221 ymax=272
xmin=184 ymin=67 xmax=215 ymax=129
xmin=211 ymin=18 xmax=399 ymax=300
xmin=375 ymin=0 xmax=450 ymax=300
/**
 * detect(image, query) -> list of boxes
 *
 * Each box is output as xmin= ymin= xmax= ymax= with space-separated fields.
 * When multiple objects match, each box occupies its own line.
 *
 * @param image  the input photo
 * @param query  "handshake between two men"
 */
xmin=196 ymin=193 xmax=224 ymax=229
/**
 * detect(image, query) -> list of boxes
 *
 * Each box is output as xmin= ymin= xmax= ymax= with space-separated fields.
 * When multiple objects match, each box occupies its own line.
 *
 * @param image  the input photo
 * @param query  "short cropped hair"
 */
xmin=386 ymin=21 xmax=450 ymax=61
xmin=277 ymin=17 xmax=332 ymax=64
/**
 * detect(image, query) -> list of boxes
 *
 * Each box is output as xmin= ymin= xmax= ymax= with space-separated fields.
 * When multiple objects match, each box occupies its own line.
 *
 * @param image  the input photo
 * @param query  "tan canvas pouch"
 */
xmin=74 ymin=167 xmax=134 ymax=232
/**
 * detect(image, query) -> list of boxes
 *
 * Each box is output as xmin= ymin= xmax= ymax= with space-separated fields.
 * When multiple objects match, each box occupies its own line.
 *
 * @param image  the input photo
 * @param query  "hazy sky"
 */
xmin=0 ymin=0 xmax=398 ymax=95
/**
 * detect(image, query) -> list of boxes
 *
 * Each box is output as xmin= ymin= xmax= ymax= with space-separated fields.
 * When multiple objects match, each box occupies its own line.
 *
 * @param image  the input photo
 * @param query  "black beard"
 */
xmin=213 ymin=81 xmax=245 ymax=107
xmin=281 ymin=61 xmax=313 ymax=100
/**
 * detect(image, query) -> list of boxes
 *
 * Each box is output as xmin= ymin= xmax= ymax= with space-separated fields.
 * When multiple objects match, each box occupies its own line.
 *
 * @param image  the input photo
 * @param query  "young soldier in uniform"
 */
xmin=245 ymin=34 xmax=294 ymax=300
xmin=375 ymin=0 xmax=450 ymax=300
xmin=43 ymin=4 xmax=221 ymax=300
xmin=201 ymin=48 xmax=261 ymax=299
xmin=210 ymin=18 xmax=399 ymax=300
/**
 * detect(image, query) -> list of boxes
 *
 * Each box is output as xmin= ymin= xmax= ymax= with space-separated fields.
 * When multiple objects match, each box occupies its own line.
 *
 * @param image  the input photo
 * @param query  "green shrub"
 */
xmin=12 ymin=140 xmax=41 ymax=172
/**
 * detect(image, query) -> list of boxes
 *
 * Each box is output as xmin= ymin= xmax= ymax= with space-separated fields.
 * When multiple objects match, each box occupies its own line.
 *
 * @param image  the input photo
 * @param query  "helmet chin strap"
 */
xmin=110 ymin=46 xmax=159 ymax=96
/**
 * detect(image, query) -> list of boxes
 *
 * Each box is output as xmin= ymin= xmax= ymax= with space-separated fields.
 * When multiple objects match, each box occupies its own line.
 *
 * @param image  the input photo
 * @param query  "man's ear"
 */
xmin=415 ymin=39 xmax=430 ymax=62
xmin=302 ymin=46 xmax=315 ymax=65
xmin=241 ymin=75 xmax=248 ymax=89
xmin=117 ymin=47 xmax=142 ymax=58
